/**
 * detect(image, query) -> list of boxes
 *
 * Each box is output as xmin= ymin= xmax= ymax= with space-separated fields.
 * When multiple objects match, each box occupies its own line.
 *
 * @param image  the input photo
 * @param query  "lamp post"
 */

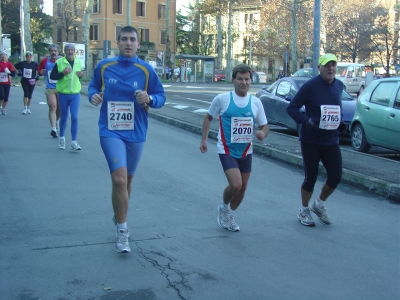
xmin=249 ymin=23 xmax=253 ymax=68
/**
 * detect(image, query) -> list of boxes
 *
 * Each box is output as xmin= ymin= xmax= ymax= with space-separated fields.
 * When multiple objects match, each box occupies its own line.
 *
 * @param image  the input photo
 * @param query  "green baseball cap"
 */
xmin=318 ymin=53 xmax=338 ymax=66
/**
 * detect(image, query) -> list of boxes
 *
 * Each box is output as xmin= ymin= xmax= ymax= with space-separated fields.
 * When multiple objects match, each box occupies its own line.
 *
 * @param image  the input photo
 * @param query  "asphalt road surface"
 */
xmin=0 ymin=84 xmax=399 ymax=299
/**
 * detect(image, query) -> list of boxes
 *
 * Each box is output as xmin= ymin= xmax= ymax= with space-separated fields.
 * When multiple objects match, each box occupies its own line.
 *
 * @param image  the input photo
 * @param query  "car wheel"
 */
xmin=351 ymin=123 xmax=370 ymax=153
xmin=357 ymin=85 xmax=364 ymax=96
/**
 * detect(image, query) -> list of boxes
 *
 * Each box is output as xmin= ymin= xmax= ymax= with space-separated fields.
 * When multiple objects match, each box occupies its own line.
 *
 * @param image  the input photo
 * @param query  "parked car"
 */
xmin=256 ymin=77 xmax=356 ymax=135
xmin=335 ymin=62 xmax=366 ymax=96
xmin=214 ymin=69 xmax=226 ymax=82
xmin=255 ymin=71 xmax=267 ymax=83
xmin=292 ymin=68 xmax=314 ymax=78
xmin=350 ymin=78 xmax=400 ymax=153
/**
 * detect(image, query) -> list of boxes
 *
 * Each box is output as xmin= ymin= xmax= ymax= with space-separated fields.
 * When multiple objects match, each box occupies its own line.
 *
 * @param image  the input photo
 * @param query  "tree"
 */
xmin=54 ymin=0 xmax=86 ymax=42
xmin=30 ymin=0 xmax=53 ymax=59
xmin=323 ymin=0 xmax=377 ymax=63
xmin=369 ymin=0 xmax=397 ymax=77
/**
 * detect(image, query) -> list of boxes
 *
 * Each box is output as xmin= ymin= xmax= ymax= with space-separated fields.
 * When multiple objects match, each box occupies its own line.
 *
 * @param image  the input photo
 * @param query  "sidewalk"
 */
xmin=79 ymin=84 xmax=400 ymax=202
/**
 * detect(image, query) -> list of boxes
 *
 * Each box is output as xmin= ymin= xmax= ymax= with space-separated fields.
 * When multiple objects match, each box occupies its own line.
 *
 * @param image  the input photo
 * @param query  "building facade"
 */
xmin=52 ymin=0 xmax=176 ymax=75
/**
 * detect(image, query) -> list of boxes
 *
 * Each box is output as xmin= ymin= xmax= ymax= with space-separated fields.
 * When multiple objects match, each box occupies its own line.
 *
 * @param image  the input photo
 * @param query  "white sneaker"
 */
xmin=27 ymin=108 xmax=31 ymax=114
xmin=217 ymin=204 xmax=230 ymax=229
xmin=59 ymin=137 xmax=65 ymax=150
xmin=116 ymin=228 xmax=131 ymax=253
xmin=70 ymin=141 xmax=81 ymax=151
xmin=1 ymin=109 xmax=6 ymax=115
xmin=22 ymin=108 xmax=27 ymax=115
xmin=227 ymin=214 xmax=240 ymax=232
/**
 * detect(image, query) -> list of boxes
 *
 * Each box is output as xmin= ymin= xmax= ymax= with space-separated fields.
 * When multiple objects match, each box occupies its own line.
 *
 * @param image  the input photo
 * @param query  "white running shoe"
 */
xmin=1 ymin=109 xmax=6 ymax=115
xmin=59 ymin=137 xmax=65 ymax=150
xmin=298 ymin=208 xmax=315 ymax=226
xmin=27 ymin=108 xmax=31 ymax=114
xmin=217 ymin=204 xmax=230 ymax=229
xmin=227 ymin=214 xmax=240 ymax=231
xmin=22 ymin=108 xmax=27 ymax=115
xmin=311 ymin=200 xmax=331 ymax=225
xmin=70 ymin=141 xmax=81 ymax=151
xmin=116 ymin=228 xmax=131 ymax=253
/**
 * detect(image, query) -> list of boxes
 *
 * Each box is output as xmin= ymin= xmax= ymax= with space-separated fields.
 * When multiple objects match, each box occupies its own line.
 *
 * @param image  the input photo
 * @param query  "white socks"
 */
xmin=117 ymin=222 xmax=127 ymax=230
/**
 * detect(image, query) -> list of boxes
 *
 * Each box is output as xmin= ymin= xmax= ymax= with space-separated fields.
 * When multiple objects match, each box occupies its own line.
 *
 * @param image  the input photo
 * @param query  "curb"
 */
xmin=148 ymin=111 xmax=400 ymax=203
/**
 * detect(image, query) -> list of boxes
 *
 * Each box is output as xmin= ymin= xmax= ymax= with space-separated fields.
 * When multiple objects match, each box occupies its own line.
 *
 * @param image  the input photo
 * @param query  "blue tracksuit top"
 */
xmin=286 ymin=75 xmax=343 ymax=146
xmin=88 ymin=55 xmax=166 ymax=142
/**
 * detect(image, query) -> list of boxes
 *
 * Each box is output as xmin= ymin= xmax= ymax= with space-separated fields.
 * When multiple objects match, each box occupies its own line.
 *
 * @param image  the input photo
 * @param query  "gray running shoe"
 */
xmin=70 ymin=141 xmax=81 ymax=151
xmin=227 ymin=214 xmax=240 ymax=232
xmin=116 ymin=228 xmax=131 ymax=253
xmin=59 ymin=137 xmax=65 ymax=150
xmin=217 ymin=204 xmax=230 ymax=229
xmin=298 ymin=208 xmax=315 ymax=226
xmin=311 ymin=201 xmax=331 ymax=225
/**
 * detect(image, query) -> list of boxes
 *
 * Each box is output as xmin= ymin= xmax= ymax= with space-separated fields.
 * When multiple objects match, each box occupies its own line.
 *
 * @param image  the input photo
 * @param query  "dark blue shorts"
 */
xmin=218 ymin=154 xmax=252 ymax=173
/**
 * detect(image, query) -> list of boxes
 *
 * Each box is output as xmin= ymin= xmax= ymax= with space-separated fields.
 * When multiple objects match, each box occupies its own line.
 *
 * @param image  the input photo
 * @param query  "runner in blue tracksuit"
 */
xmin=88 ymin=26 xmax=166 ymax=253
xmin=286 ymin=53 xmax=347 ymax=227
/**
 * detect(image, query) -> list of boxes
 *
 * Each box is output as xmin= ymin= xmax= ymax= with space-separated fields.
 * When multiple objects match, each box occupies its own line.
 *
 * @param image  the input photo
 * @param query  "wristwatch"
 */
xmin=148 ymin=95 xmax=154 ymax=106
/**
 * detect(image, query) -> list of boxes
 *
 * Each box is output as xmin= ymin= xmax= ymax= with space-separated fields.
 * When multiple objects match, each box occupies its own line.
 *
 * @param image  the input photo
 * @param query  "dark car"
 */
xmin=214 ymin=69 xmax=226 ymax=82
xmin=292 ymin=68 xmax=314 ymax=78
xmin=256 ymin=77 xmax=356 ymax=135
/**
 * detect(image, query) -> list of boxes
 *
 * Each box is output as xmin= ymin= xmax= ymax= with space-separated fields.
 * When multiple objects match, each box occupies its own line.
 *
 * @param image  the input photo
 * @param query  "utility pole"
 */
xmin=312 ymin=0 xmax=321 ymax=75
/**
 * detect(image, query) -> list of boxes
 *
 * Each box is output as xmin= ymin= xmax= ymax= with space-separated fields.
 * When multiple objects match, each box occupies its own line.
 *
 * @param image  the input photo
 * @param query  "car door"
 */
xmin=385 ymin=86 xmax=400 ymax=151
xmin=363 ymin=81 xmax=398 ymax=145
xmin=344 ymin=66 xmax=357 ymax=93
xmin=259 ymin=84 xmax=277 ymax=122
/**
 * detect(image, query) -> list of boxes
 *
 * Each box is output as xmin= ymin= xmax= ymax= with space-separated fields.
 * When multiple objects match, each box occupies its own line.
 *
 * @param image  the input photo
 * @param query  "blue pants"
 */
xmin=59 ymin=93 xmax=80 ymax=140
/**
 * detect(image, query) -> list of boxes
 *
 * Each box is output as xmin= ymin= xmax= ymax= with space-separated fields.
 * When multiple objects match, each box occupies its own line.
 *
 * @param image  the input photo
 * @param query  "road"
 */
xmin=0 ymin=84 xmax=399 ymax=299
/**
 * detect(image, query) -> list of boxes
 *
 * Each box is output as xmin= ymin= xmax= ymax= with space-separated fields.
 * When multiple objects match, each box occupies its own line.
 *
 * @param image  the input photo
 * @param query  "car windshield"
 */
xmin=336 ymin=66 xmax=347 ymax=77
xmin=215 ymin=70 xmax=225 ymax=74
xmin=342 ymin=90 xmax=354 ymax=101
xmin=295 ymin=69 xmax=312 ymax=77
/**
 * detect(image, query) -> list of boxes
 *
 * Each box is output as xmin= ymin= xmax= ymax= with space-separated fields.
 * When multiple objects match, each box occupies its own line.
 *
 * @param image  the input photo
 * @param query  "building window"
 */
xmin=90 ymin=24 xmax=99 ymax=41
xmin=136 ymin=1 xmax=145 ymax=17
xmin=160 ymin=30 xmax=166 ymax=45
xmin=113 ymin=0 xmax=123 ymax=14
xmin=116 ymin=25 xmax=122 ymax=41
xmin=92 ymin=0 xmax=100 ymax=13
xmin=57 ymin=27 xmax=62 ymax=42
xmin=57 ymin=3 xmax=62 ymax=17
xmin=158 ymin=4 xmax=166 ymax=19
xmin=73 ymin=26 xmax=78 ymax=41
xmin=139 ymin=28 xmax=149 ymax=42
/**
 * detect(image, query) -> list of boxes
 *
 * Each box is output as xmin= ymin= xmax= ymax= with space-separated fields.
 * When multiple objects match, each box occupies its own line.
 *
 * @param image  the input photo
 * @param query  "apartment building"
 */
xmin=52 ymin=0 xmax=176 ymax=75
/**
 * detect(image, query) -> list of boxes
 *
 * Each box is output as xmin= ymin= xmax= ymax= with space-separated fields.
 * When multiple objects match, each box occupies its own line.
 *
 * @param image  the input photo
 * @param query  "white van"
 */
xmin=335 ymin=63 xmax=366 ymax=96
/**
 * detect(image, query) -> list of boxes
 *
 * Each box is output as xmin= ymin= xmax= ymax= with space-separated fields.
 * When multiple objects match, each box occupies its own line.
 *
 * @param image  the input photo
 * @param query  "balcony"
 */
xmin=138 ymin=41 xmax=156 ymax=52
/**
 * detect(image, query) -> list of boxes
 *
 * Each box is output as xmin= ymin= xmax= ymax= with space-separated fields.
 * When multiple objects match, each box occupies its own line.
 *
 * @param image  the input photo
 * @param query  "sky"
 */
xmin=42 ymin=0 xmax=187 ymax=16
